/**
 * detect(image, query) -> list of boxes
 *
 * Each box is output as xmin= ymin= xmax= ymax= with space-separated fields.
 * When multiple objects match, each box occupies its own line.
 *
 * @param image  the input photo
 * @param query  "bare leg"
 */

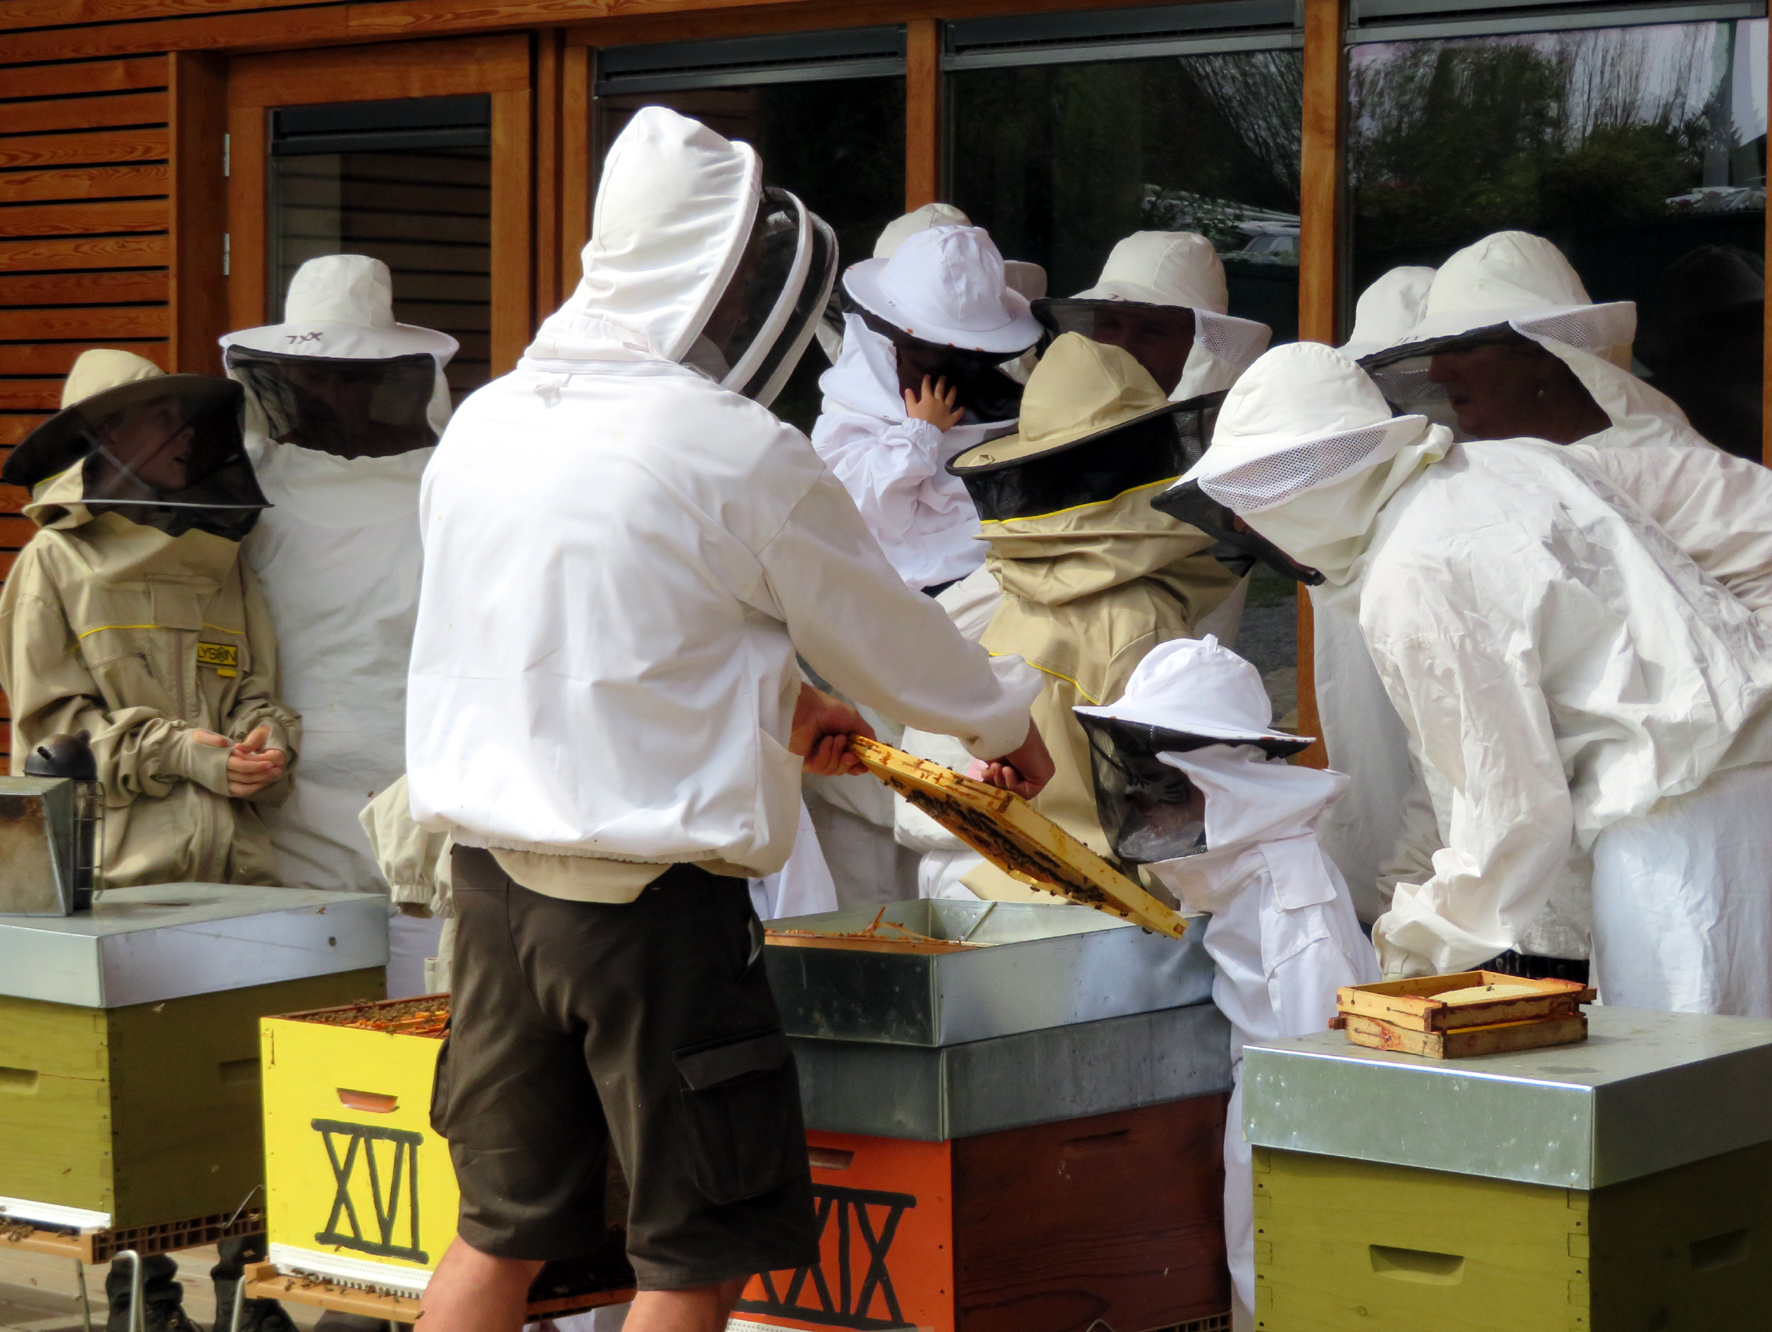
xmin=416 ymin=1240 xmax=543 ymax=1332
xmin=623 ymin=1278 xmax=749 ymax=1332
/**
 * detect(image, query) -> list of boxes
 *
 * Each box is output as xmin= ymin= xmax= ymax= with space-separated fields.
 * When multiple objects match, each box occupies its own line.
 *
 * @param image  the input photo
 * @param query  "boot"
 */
xmin=211 ymin=1235 xmax=299 ymax=1332
xmin=104 ymin=1254 xmax=198 ymax=1332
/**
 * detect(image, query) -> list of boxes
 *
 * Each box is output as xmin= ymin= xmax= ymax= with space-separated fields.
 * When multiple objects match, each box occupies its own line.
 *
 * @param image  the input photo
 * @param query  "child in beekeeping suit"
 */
xmin=1074 ymin=635 xmax=1378 ymax=1327
xmin=0 ymin=349 xmax=300 ymax=1332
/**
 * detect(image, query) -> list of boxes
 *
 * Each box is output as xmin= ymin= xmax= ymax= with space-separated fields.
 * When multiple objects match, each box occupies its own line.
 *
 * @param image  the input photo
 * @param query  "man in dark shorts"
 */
xmin=406 ymin=108 xmax=1052 ymax=1332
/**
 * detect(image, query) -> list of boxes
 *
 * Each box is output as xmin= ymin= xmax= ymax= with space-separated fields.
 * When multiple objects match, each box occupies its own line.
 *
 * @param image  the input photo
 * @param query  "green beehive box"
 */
xmin=0 ymin=884 xmax=387 ymax=1231
xmin=1243 ymin=1007 xmax=1772 ymax=1330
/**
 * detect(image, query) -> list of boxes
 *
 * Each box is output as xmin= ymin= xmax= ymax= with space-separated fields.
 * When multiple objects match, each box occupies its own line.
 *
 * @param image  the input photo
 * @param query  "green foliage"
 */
xmin=1350 ymin=37 xmax=1709 ymax=253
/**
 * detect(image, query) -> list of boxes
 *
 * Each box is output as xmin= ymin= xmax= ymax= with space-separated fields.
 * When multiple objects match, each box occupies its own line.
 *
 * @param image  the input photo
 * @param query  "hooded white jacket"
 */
xmin=406 ymin=107 xmax=1035 ymax=877
xmin=811 ymin=313 xmax=1010 ymax=590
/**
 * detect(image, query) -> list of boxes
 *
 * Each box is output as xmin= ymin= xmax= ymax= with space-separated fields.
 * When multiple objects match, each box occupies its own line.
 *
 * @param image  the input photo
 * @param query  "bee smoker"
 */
xmin=0 ymin=731 xmax=104 ymax=915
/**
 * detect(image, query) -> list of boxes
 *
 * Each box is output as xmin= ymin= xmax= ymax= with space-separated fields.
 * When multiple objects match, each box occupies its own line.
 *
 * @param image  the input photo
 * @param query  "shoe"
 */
xmin=103 ymin=1255 xmax=199 ymax=1332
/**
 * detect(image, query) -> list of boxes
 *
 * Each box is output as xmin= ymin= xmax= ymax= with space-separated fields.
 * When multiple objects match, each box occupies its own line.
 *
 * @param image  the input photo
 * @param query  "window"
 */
xmin=269 ymin=95 xmax=494 ymax=402
xmin=594 ymin=29 xmax=908 ymax=430
xmin=945 ymin=4 xmax=1306 ymax=341
xmin=1348 ymin=13 xmax=1768 ymax=456
xmin=945 ymin=4 xmax=1309 ymax=720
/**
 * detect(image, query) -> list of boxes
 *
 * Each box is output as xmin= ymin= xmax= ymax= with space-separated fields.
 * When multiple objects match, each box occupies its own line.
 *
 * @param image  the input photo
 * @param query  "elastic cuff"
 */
xmin=165 ymin=727 xmax=234 ymax=797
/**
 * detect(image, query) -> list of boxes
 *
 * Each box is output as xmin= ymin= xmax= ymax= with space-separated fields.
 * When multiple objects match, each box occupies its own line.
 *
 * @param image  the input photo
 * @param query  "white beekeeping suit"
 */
xmin=1073 ymin=635 xmax=1377 ymax=1321
xmin=221 ymin=255 xmax=456 ymax=993
xmin=1183 ymin=341 xmax=1772 ymax=1015
xmin=812 ymin=225 xmax=1040 ymax=593
xmin=407 ymin=106 xmax=1037 ymax=890
xmin=1324 ymin=233 xmax=1717 ymax=929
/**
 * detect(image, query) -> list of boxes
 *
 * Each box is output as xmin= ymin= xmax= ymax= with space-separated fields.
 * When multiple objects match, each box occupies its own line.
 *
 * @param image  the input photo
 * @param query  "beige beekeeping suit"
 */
xmin=0 ymin=350 xmax=299 ymax=886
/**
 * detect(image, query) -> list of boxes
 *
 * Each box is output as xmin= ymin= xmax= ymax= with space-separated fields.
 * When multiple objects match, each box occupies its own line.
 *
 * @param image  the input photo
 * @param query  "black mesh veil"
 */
xmin=1078 ymin=715 xmax=1208 ymax=866
xmin=1078 ymin=712 xmax=1311 ymax=866
xmin=224 ymin=346 xmax=440 ymax=458
xmin=953 ymin=392 xmax=1220 ymax=523
xmin=5 ymin=375 xmax=267 ymax=541
xmin=693 ymin=187 xmax=839 ymax=408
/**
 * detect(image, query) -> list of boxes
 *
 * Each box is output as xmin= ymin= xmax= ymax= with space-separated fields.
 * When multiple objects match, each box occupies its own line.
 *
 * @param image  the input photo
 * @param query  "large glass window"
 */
xmin=946 ymin=16 xmax=1307 ymax=724
xmin=947 ymin=48 xmax=1305 ymax=342
xmin=1349 ymin=17 xmax=1768 ymax=456
xmin=595 ymin=34 xmax=906 ymax=431
xmin=270 ymin=95 xmax=493 ymax=402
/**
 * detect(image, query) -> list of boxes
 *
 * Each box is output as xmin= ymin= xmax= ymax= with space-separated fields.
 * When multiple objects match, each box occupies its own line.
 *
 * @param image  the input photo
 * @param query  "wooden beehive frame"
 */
xmin=1336 ymin=971 xmax=1595 ymax=1033
xmin=847 ymin=737 xmax=1186 ymax=939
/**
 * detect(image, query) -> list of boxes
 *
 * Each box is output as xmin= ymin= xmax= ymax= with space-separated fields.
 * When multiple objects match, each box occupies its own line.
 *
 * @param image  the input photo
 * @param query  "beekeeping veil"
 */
xmin=1356 ymin=231 xmax=1707 ymax=451
xmin=1034 ymin=232 xmax=1271 ymax=402
xmin=1075 ymin=634 xmax=1309 ymax=865
xmin=6 ymin=351 xmax=266 ymax=540
xmin=220 ymin=254 xmax=457 ymax=460
xmin=529 ymin=107 xmax=837 ymax=409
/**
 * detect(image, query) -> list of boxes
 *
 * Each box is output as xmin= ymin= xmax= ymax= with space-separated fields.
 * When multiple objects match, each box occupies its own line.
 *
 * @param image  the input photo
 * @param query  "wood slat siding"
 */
xmin=0 ymin=59 xmax=174 ymax=754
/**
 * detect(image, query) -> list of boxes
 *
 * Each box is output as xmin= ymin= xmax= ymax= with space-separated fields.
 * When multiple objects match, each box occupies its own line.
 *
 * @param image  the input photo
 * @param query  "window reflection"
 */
xmin=1349 ymin=20 xmax=1767 ymax=457
xmin=948 ymin=51 xmax=1305 ymax=341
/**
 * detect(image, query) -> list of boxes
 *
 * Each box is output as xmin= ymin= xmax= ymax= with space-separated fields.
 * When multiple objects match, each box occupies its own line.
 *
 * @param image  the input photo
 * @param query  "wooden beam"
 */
xmin=225 ymin=98 xmax=268 ymax=334
xmin=229 ymin=32 xmax=530 ymax=103
xmin=0 ymin=0 xmax=1187 ymax=63
xmin=169 ymin=50 xmax=229 ymax=375
xmin=490 ymin=85 xmax=534 ymax=375
xmin=534 ymin=29 xmax=564 ymax=314
xmin=1294 ymin=0 xmax=1348 ymax=766
xmin=905 ymin=17 xmax=940 ymax=211
xmin=560 ymin=43 xmax=591 ymax=294
xmin=1298 ymin=0 xmax=1346 ymax=346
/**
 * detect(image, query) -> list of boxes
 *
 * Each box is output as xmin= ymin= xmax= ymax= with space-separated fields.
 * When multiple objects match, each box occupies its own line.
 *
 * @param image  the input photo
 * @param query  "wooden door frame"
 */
xmin=225 ymin=33 xmax=534 ymax=376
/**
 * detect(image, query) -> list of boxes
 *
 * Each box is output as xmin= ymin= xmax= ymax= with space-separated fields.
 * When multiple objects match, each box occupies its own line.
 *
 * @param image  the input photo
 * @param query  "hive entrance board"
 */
xmin=846 ymin=736 xmax=1185 ymax=939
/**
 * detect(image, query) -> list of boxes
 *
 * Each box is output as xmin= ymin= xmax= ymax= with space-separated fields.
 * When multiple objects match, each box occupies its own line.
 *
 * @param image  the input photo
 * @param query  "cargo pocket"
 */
xmin=429 ymin=1034 xmax=454 ymax=1137
xmin=674 ymin=1028 xmax=798 ymax=1205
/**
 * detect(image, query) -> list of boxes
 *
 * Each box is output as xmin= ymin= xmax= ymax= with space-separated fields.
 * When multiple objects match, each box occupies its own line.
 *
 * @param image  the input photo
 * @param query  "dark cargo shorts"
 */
xmin=430 ymin=846 xmax=819 ymax=1290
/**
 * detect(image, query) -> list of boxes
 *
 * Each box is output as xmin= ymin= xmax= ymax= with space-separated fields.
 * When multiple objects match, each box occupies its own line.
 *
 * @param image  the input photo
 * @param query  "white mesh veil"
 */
xmin=1197 ymin=424 xmax=1405 ymax=513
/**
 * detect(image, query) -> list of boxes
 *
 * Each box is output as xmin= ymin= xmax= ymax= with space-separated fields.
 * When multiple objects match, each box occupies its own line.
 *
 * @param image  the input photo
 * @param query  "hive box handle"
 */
xmin=0 ymin=1066 xmax=39 ymax=1093
xmin=808 ymin=1146 xmax=854 ymax=1171
xmin=337 ymin=1088 xmax=399 ymax=1113
xmin=1691 ymin=1229 xmax=1750 ymax=1272
xmin=1369 ymin=1245 xmax=1465 ymax=1285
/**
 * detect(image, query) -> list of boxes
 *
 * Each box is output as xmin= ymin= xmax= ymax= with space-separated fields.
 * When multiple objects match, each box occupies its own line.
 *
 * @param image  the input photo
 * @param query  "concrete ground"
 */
xmin=0 ymin=1246 xmax=324 ymax=1332
xmin=1233 ymin=568 xmax=1301 ymax=731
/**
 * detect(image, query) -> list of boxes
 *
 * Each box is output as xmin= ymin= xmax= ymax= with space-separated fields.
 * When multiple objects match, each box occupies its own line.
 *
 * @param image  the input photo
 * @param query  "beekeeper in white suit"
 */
xmin=1075 ymin=634 xmax=1376 ymax=1326
xmin=221 ymin=254 xmax=453 ymax=995
xmin=1181 ymin=341 xmax=1772 ymax=1015
xmin=407 ymin=107 xmax=1050 ymax=1332
xmin=1326 ymin=235 xmax=1749 ymax=929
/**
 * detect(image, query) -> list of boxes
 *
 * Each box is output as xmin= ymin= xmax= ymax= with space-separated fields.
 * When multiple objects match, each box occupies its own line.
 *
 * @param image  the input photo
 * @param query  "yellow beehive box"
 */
xmin=1253 ymin=1141 xmax=1772 ymax=1330
xmin=260 ymin=998 xmax=457 ymax=1293
xmin=0 ymin=971 xmax=383 ymax=1231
